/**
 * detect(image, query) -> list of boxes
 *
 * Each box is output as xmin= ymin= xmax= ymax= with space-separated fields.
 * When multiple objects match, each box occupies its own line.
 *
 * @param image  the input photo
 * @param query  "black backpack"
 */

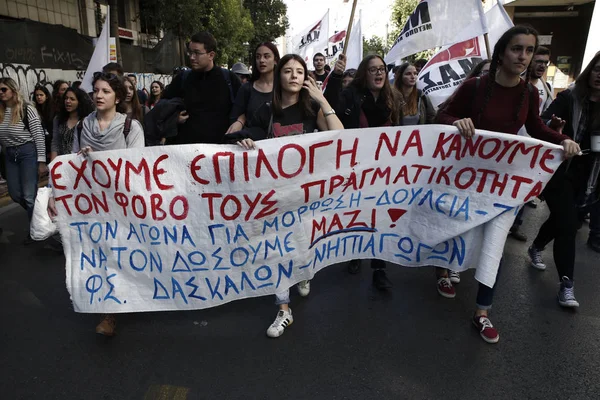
xmin=180 ymin=68 xmax=235 ymax=104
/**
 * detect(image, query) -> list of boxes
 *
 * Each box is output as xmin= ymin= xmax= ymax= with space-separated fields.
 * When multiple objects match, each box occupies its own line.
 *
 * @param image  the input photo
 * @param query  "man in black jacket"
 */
xmin=162 ymin=31 xmax=241 ymax=145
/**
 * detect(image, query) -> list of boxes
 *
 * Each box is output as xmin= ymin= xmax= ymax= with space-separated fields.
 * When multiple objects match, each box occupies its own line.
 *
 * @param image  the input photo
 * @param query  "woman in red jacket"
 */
xmin=436 ymin=25 xmax=579 ymax=344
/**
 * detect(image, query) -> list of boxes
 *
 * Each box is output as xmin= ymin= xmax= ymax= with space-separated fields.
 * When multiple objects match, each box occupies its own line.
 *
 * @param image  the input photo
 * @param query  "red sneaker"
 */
xmin=437 ymin=277 xmax=456 ymax=298
xmin=472 ymin=314 xmax=499 ymax=344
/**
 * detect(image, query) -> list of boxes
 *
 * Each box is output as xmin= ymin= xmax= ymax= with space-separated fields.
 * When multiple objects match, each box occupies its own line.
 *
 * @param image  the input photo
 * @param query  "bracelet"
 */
xmin=236 ymin=120 xmax=244 ymax=127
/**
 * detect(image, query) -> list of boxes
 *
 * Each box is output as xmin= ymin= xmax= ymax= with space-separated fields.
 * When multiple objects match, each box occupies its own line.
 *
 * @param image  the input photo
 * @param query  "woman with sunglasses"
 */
xmin=0 ymin=78 xmax=47 ymax=243
xmin=50 ymin=87 xmax=94 ymax=159
xmin=48 ymin=72 xmax=144 ymax=337
xmin=32 ymin=85 xmax=55 ymax=162
xmin=342 ymin=69 xmax=357 ymax=89
xmin=227 ymin=42 xmax=280 ymax=134
xmin=324 ymin=54 xmax=403 ymax=289
xmin=227 ymin=54 xmax=343 ymax=338
xmin=394 ymin=62 xmax=435 ymax=125
xmin=147 ymin=81 xmax=164 ymax=110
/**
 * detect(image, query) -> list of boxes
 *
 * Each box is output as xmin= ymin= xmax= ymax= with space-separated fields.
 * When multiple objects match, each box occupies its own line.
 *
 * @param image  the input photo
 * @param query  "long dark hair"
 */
xmin=58 ymin=87 xmax=95 ymax=124
xmin=394 ymin=62 xmax=418 ymax=116
xmin=478 ymin=25 xmax=539 ymax=123
xmin=351 ymin=55 xmax=401 ymax=126
xmin=125 ymin=76 xmax=144 ymax=122
xmin=32 ymin=85 xmax=54 ymax=128
xmin=272 ymin=54 xmax=315 ymax=118
xmin=92 ymin=72 xmax=128 ymax=113
xmin=467 ymin=59 xmax=491 ymax=80
xmin=437 ymin=59 xmax=491 ymax=114
xmin=147 ymin=80 xmax=164 ymax=107
xmin=251 ymin=42 xmax=281 ymax=82
xmin=575 ymin=51 xmax=600 ymax=99
xmin=575 ymin=51 xmax=600 ymax=129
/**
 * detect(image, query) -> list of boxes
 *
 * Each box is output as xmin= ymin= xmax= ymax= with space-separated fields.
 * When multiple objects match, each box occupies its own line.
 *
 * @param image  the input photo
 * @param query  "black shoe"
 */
xmin=373 ymin=269 xmax=392 ymax=290
xmin=347 ymin=259 xmax=361 ymax=274
xmin=588 ymin=237 xmax=600 ymax=253
xmin=526 ymin=200 xmax=538 ymax=209
xmin=509 ymin=226 xmax=527 ymax=242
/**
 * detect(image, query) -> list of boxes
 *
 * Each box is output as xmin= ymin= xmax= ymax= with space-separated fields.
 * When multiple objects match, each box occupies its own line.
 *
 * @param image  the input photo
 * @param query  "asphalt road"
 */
xmin=1 ymin=202 xmax=599 ymax=400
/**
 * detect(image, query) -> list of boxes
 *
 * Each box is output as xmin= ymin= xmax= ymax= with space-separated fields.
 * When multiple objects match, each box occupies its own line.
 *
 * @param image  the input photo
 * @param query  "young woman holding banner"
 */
xmin=48 ymin=72 xmax=144 ymax=337
xmin=435 ymin=59 xmax=491 ymax=288
xmin=394 ymin=62 xmax=435 ymax=125
xmin=227 ymin=42 xmax=280 ymax=134
xmin=324 ymin=54 xmax=403 ymax=290
xmin=227 ymin=54 xmax=343 ymax=338
xmin=436 ymin=26 xmax=580 ymax=344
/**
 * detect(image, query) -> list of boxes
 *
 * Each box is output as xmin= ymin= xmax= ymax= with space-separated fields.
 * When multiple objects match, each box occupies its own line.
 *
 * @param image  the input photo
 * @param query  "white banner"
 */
xmin=81 ymin=10 xmax=110 ymax=92
xmin=50 ymin=126 xmax=563 ymax=313
xmin=291 ymin=11 xmax=330 ymax=70
xmin=417 ymin=2 xmax=514 ymax=108
xmin=385 ymin=0 xmax=487 ymax=64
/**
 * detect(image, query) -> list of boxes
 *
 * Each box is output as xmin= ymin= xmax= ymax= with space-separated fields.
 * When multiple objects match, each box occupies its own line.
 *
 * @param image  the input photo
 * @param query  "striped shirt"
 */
xmin=0 ymin=105 xmax=46 ymax=162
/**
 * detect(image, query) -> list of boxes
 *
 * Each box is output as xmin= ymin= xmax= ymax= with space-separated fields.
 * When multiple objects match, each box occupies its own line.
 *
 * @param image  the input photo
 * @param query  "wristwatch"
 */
xmin=323 ymin=109 xmax=336 ymax=117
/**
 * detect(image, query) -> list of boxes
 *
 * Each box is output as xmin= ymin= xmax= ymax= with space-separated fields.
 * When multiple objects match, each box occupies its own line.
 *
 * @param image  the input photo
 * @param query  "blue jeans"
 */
xmin=475 ymin=259 xmax=503 ymax=310
xmin=5 ymin=142 xmax=39 ymax=221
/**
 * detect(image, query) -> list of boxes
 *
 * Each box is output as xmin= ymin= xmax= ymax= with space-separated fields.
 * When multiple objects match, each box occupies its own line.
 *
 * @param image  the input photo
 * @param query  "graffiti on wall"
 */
xmin=0 ymin=63 xmax=171 ymax=100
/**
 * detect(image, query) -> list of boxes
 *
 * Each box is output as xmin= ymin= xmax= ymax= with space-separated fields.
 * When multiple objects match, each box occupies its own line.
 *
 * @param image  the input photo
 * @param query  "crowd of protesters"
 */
xmin=0 ymin=26 xmax=598 ymax=344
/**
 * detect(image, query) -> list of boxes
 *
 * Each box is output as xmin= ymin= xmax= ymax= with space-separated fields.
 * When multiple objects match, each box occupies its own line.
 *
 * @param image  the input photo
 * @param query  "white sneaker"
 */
xmin=297 ymin=280 xmax=310 ymax=297
xmin=266 ymin=309 xmax=293 ymax=338
xmin=557 ymin=277 xmax=579 ymax=308
xmin=449 ymin=270 xmax=461 ymax=284
xmin=528 ymin=246 xmax=546 ymax=270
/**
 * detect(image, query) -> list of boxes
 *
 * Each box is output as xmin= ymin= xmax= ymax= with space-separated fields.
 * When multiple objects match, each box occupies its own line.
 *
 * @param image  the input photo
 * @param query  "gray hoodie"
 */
xmin=72 ymin=111 xmax=145 ymax=152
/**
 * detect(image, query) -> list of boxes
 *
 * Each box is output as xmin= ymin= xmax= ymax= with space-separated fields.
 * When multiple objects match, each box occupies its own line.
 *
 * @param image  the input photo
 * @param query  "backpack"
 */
xmin=77 ymin=116 xmax=133 ymax=147
xmin=22 ymin=105 xmax=30 ymax=132
xmin=180 ymin=68 xmax=235 ymax=104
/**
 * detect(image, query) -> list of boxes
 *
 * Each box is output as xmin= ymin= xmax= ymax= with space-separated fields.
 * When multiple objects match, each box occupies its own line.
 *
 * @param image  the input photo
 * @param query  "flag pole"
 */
xmin=342 ymin=0 xmax=359 ymax=56
xmin=484 ymin=33 xmax=492 ymax=59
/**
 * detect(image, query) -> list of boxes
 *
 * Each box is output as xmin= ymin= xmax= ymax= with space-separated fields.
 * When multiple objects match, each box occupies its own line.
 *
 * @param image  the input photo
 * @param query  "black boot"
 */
xmin=347 ymin=259 xmax=361 ymax=274
xmin=373 ymin=269 xmax=392 ymax=290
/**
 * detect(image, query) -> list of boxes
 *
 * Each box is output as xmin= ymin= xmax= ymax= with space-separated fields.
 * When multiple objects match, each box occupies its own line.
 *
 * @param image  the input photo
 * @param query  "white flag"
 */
xmin=81 ymin=12 xmax=110 ymax=93
xmin=384 ymin=0 xmax=487 ymax=64
xmin=416 ymin=2 xmax=513 ymax=108
xmin=292 ymin=11 xmax=330 ymax=70
xmin=324 ymin=17 xmax=362 ymax=70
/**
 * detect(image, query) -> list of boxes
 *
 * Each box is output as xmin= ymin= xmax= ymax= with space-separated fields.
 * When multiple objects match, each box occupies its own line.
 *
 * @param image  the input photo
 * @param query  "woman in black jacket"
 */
xmin=528 ymin=51 xmax=600 ymax=305
xmin=324 ymin=54 xmax=403 ymax=290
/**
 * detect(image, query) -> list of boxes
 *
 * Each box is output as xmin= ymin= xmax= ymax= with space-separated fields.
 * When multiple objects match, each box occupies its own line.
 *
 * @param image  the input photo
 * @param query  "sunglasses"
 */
xmin=93 ymin=72 xmax=119 ymax=81
xmin=0 ymin=87 xmax=8 ymax=93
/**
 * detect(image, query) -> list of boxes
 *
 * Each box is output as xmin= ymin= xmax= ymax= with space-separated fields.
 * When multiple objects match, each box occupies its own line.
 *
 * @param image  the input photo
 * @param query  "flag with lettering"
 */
xmin=384 ymin=0 xmax=487 ymax=64
xmin=292 ymin=11 xmax=330 ymax=70
xmin=416 ymin=2 xmax=514 ymax=108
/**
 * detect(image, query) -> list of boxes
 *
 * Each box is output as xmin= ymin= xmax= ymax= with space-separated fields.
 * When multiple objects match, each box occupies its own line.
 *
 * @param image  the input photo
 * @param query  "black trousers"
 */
xmin=533 ymin=171 xmax=579 ymax=280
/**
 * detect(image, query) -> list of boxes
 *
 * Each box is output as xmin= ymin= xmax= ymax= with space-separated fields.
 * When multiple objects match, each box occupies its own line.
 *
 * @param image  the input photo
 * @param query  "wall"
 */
xmin=0 ymin=0 xmax=81 ymax=32
xmin=0 ymin=62 xmax=171 ymax=100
